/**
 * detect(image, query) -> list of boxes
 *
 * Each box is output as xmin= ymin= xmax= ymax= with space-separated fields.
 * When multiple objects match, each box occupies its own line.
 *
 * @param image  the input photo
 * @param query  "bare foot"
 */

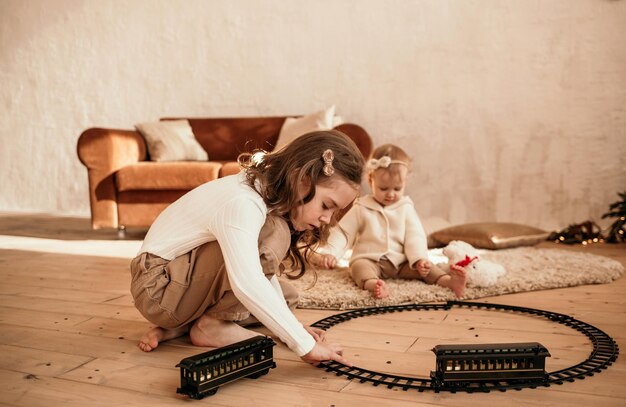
xmin=446 ymin=265 xmax=467 ymax=298
xmin=190 ymin=314 xmax=260 ymax=348
xmin=364 ymin=279 xmax=390 ymax=299
xmin=138 ymin=325 xmax=188 ymax=352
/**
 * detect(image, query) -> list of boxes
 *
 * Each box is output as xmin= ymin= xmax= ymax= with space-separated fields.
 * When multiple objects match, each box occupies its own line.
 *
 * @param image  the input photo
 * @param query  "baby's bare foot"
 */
xmin=364 ymin=279 xmax=390 ymax=299
xmin=190 ymin=314 xmax=260 ymax=348
xmin=448 ymin=265 xmax=467 ymax=298
xmin=138 ymin=325 xmax=187 ymax=352
xmin=374 ymin=280 xmax=390 ymax=299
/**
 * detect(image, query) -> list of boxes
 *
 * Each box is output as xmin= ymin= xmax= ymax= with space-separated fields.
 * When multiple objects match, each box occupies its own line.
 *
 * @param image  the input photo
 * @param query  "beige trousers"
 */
xmin=350 ymin=257 xmax=447 ymax=288
xmin=129 ymin=216 xmax=298 ymax=329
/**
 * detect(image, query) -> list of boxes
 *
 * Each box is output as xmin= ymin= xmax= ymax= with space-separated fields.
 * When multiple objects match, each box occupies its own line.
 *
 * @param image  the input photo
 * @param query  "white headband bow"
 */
xmin=366 ymin=156 xmax=408 ymax=172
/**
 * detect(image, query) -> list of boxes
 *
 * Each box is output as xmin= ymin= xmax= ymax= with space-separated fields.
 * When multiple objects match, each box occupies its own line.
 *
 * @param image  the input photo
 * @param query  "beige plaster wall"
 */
xmin=1 ymin=0 xmax=625 ymax=231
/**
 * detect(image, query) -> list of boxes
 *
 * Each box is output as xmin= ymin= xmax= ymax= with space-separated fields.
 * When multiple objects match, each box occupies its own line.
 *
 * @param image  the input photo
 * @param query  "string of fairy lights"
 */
xmin=549 ymin=192 xmax=625 ymax=246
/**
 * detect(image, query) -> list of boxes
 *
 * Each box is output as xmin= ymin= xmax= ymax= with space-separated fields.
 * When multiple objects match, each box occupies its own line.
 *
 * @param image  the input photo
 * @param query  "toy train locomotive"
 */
xmin=430 ymin=342 xmax=551 ymax=388
xmin=176 ymin=335 xmax=276 ymax=399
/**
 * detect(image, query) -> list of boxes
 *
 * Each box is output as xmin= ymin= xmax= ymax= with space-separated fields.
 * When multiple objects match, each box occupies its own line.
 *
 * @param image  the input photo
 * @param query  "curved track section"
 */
xmin=311 ymin=301 xmax=619 ymax=393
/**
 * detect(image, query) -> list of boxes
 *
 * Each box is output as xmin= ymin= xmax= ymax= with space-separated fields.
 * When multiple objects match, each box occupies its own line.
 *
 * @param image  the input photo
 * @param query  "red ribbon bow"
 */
xmin=455 ymin=255 xmax=478 ymax=267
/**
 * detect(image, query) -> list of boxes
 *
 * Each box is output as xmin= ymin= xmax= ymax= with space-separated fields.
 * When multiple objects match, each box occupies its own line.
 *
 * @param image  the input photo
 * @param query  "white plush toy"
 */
xmin=442 ymin=240 xmax=506 ymax=287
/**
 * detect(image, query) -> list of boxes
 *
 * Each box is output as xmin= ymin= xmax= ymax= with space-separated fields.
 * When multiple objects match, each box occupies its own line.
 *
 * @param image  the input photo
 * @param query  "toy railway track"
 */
xmin=311 ymin=301 xmax=619 ymax=393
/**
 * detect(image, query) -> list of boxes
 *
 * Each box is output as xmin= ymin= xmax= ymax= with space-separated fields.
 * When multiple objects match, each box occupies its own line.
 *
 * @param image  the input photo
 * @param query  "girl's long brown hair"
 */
xmin=238 ymin=130 xmax=364 ymax=277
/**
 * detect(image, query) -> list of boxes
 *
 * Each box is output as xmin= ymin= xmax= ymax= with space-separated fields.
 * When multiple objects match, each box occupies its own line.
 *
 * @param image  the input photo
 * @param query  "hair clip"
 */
xmin=366 ymin=156 xmax=408 ymax=172
xmin=322 ymin=149 xmax=335 ymax=176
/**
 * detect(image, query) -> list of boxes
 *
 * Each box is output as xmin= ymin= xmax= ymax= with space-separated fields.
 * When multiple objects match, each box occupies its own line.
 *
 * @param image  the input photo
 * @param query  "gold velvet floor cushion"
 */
xmin=430 ymin=222 xmax=550 ymax=250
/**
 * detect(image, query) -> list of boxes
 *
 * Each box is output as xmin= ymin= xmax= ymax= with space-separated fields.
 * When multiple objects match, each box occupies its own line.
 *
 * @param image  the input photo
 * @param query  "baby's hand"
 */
xmin=312 ymin=253 xmax=337 ymax=269
xmin=414 ymin=259 xmax=432 ymax=277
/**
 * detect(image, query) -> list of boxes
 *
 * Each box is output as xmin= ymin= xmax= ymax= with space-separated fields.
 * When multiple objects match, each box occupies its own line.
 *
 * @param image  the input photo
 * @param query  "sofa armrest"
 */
xmin=77 ymin=128 xmax=147 ymax=229
xmin=333 ymin=123 xmax=373 ymax=159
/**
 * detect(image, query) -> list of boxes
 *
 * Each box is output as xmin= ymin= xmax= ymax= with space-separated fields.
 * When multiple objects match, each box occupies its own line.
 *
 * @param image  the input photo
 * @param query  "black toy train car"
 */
xmin=430 ymin=342 xmax=550 ymax=387
xmin=176 ymin=335 xmax=277 ymax=399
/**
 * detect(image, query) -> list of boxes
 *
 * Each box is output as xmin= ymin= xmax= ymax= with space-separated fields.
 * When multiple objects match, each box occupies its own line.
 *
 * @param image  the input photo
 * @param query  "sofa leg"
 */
xmin=117 ymin=226 xmax=127 ymax=239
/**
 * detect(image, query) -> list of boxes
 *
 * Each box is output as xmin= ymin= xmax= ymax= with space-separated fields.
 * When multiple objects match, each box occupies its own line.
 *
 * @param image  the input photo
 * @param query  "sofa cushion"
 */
xmin=116 ymin=162 xmax=221 ymax=191
xmin=135 ymin=120 xmax=208 ymax=162
xmin=165 ymin=117 xmax=287 ymax=160
xmin=219 ymin=161 xmax=243 ymax=177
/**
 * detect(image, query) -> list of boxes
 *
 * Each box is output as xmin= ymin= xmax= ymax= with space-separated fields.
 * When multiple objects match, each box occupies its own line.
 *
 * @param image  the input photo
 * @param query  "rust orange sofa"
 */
xmin=77 ymin=117 xmax=372 ymax=235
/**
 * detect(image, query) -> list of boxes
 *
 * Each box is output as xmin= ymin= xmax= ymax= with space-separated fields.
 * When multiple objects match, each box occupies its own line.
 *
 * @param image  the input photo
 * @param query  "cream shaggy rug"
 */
xmin=287 ymin=247 xmax=624 ymax=310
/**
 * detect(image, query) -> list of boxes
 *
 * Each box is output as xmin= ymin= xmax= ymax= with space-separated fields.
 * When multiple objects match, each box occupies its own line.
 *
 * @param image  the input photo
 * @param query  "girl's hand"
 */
xmin=301 ymin=342 xmax=352 ymax=367
xmin=414 ymin=259 xmax=432 ymax=277
xmin=319 ymin=254 xmax=337 ymax=269
xmin=310 ymin=253 xmax=337 ymax=269
xmin=304 ymin=326 xmax=327 ymax=342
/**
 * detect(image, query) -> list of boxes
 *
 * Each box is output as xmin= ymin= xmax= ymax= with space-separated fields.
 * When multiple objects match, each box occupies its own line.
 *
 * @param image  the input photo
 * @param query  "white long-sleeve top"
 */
xmin=326 ymin=195 xmax=429 ymax=268
xmin=139 ymin=173 xmax=315 ymax=357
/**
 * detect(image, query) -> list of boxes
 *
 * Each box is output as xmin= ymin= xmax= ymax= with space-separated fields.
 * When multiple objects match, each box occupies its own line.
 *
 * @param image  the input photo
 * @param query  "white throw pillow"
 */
xmin=135 ymin=120 xmax=208 ymax=162
xmin=274 ymin=106 xmax=341 ymax=150
xmin=332 ymin=115 xmax=344 ymax=128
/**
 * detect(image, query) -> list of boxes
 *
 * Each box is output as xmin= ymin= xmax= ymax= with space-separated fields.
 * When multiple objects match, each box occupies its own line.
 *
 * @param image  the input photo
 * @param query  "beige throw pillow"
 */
xmin=135 ymin=120 xmax=208 ymax=162
xmin=274 ymin=106 xmax=341 ymax=150
xmin=430 ymin=222 xmax=549 ymax=250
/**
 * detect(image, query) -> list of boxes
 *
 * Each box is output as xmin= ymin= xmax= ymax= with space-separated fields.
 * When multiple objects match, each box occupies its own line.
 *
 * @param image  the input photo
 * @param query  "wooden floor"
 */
xmin=1 ymin=213 xmax=625 ymax=406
